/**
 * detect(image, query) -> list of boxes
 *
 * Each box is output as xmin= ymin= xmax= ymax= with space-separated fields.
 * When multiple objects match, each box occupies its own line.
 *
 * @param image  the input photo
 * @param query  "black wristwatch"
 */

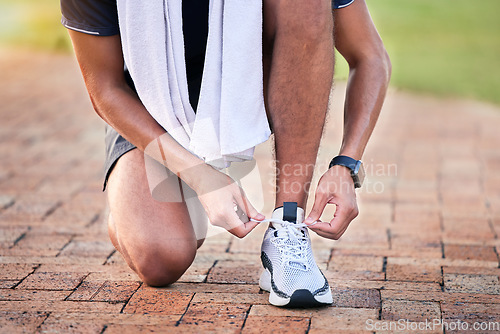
xmin=328 ymin=155 xmax=365 ymax=188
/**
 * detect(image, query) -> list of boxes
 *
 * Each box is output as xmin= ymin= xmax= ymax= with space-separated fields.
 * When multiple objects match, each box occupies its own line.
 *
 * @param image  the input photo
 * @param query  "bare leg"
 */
xmin=106 ymin=149 xmax=204 ymax=286
xmin=263 ymin=0 xmax=334 ymax=209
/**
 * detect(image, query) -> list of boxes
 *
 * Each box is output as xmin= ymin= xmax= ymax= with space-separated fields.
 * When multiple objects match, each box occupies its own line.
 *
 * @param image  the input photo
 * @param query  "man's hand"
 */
xmin=303 ymin=165 xmax=359 ymax=240
xmin=194 ymin=165 xmax=264 ymax=239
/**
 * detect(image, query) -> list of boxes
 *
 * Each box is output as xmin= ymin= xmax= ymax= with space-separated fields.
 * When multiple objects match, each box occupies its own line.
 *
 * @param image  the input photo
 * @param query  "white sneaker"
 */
xmin=259 ymin=202 xmax=332 ymax=307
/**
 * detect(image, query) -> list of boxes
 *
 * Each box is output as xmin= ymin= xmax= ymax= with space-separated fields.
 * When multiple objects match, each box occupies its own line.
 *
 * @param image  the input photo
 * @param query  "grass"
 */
xmin=0 ymin=0 xmax=72 ymax=52
xmin=335 ymin=0 xmax=500 ymax=104
xmin=0 ymin=0 xmax=499 ymax=104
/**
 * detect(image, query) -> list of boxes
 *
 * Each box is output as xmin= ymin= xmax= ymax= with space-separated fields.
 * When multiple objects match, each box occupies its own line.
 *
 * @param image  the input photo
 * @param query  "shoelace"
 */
xmin=251 ymin=218 xmax=319 ymax=270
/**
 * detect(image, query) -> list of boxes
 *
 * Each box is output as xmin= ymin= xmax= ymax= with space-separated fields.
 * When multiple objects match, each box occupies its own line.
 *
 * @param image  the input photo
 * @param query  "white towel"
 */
xmin=117 ymin=0 xmax=271 ymax=169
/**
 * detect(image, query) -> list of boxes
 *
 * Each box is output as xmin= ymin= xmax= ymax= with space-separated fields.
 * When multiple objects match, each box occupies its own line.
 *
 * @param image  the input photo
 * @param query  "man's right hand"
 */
xmin=192 ymin=164 xmax=265 ymax=238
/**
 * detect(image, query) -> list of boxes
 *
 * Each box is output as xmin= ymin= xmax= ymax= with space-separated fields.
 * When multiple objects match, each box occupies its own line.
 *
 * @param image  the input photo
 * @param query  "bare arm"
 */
xmin=304 ymin=0 xmax=391 ymax=239
xmin=335 ymin=0 xmax=391 ymax=160
xmin=68 ymin=31 xmax=263 ymax=237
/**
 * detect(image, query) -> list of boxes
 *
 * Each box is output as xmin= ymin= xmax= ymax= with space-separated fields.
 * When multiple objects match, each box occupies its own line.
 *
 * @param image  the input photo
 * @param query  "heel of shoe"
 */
xmin=259 ymin=269 xmax=271 ymax=292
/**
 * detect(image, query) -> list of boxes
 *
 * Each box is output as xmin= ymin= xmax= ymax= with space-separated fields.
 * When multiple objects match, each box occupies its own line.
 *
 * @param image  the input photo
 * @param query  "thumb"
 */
xmin=304 ymin=194 xmax=327 ymax=225
xmin=234 ymin=189 xmax=264 ymax=221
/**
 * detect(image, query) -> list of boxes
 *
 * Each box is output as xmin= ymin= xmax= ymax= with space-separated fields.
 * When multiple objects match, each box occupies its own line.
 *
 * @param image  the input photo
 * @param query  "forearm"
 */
xmin=338 ymin=56 xmax=391 ymax=160
xmin=93 ymin=84 xmax=210 ymax=188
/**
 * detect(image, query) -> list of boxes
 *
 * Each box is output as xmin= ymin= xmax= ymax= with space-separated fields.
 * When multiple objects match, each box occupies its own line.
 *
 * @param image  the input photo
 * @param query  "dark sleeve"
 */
xmin=333 ymin=0 xmax=355 ymax=9
xmin=60 ymin=0 xmax=119 ymax=36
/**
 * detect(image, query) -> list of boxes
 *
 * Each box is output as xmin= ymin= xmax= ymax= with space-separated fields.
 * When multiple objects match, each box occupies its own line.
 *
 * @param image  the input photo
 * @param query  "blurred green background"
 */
xmin=1 ymin=0 xmax=499 ymax=104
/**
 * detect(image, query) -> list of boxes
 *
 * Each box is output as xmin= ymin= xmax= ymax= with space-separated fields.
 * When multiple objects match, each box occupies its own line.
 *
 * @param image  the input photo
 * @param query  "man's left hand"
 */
xmin=303 ymin=165 xmax=359 ymax=240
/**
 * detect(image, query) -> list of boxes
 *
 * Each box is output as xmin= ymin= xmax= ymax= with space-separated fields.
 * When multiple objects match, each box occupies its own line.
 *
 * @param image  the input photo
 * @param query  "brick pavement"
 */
xmin=0 ymin=48 xmax=499 ymax=333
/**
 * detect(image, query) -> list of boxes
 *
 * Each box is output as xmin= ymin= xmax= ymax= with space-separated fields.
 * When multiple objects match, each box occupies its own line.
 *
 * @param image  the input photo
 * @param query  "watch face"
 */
xmin=354 ymin=161 xmax=365 ymax=188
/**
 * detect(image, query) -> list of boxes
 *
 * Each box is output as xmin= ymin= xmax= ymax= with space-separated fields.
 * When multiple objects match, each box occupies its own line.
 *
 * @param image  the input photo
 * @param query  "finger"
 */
xmin=329 ymin=202 xmax=357 ymax=231
xmin=227 ymin=212 xmax=259 ymax=238
xmin=309 ymin=221 xmax=349 ymax=240
xmin=304 ymin=192 xmax=328 ymax=225
xmin=310 ymin=201 xmax=356 ymax=239
xmin=233 ymin=187 xmax=265 ymax=221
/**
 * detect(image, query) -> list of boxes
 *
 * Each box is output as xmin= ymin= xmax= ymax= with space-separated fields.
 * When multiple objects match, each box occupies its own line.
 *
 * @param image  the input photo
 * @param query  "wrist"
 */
xmin=338 ymin=148 xmax=362 ymax=161
xmin=328 ymin=155 xmax=365 ymax=188
xmin=180 ymin=163 xmax=214 ymax=190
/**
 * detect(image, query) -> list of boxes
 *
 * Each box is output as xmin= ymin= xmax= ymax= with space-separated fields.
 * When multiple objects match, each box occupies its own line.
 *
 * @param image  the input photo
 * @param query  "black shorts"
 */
xmin=102 ymin=55 xmax=206 ymax=190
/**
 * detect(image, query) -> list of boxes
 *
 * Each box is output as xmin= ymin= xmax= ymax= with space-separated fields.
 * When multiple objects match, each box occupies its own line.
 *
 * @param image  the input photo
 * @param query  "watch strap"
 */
xmin=328 ymin=155 xmax=358 ymax=171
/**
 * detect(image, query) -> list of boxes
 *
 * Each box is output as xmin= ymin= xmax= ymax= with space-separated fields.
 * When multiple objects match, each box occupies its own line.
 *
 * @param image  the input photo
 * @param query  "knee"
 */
xmin=134 ymin=247 xmax=196 ymax=287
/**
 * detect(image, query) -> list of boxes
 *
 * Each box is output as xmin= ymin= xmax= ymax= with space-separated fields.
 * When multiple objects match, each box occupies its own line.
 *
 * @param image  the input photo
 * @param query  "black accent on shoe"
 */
xmin=287 ymin=289 xmax=329 ymax=308
xmin=283 ymin=202 xmax=297 ymax=223
xmin=261 ymin=252 xmax=289 ymax=299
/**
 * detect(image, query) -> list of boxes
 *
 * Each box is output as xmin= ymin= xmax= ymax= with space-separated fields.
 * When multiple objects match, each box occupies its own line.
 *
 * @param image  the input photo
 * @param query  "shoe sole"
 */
xmin=259 ymin=269 xmax=333 ymax=308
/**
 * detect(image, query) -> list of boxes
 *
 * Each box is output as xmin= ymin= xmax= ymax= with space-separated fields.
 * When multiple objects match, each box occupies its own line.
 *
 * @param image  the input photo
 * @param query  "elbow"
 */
xmin=87 ymin=82 xmax=122 ymax=123
xmin=348 ymin=47 xmax=392 ymax=85
xmin=381 ymin=49 xmax=392 ymax=85
xmin=373 ymin=44 xmax=392 ymax=85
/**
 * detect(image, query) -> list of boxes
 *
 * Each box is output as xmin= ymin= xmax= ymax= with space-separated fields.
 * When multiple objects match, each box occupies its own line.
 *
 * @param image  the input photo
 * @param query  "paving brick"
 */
xmin=386 ymin=264 xmax=442 ymax=283
xmin=67 ymin=280 xmax=103 ymax=301
xmin=0 ymin=174 xmax=46 ymax=193
xmin=381 ymin=300 xmax=441 ymax=322
xmin=93 ymin=281 xmax=141 ymax=302
xmin=328 ymin=254 xmax=384 ymax=272
xmin=36 ymin=322 xmax=105 ymax=334
xmin=104 ymin=251 xmax=128 ymax=267
xmin=43 ymin=207 xmax=102 ymax=227
xmin=206 ymin=260 xmax=261 ymax=284
xmin=443 ymin=266 xmax=500 ymax=276
xmin=330 ymin=288 xmax=380 ymax=309
xmin=85 ymin=271 xmax=141 ymax=282
xmin=178 ymin=259 xmax=213 ymax=283
xmin=58 ymin=239 xmax=115 ymax=258
xmin=36 ymin=263 xmax=112 ymax=273
xmin=178 ymin=303 xmax=249 ymax=332
xmin=444 ymin=244 xmax=498 ymax=262
xmin=3 ymin=233 xmax=72 ymax=257
xmin=42 ymin=312 xmax=180 ymax=327
xmin=248 ymin=305 xmax=378 ymax=332
xmin=395 ymin=187 xmax=439 ymax=204
xmin=0 ymin=226 xmax=28 ymax=248
xmin=0 ymin=289 xmax=70 ymax=301
xmin=0 ymin=255 xmax=104 ymax=266
xmin=333 ymin=230 xmax=390 ymax=250
xmin=441 ymin=302 xmax=500 ymax=327
xmin=229 ymin=231 xmax=264 ymax=254
xmin=0 ymin=280 xmax=18 ymax=289
xmin=0 ymin=311 xmax=48 ymax=333
xmin=442 ymin=217 xmax=495 ymax=240
xmin=168 ymin=283 xmax=260 ymax=294
xmin=17 ymin=272 xmax=87 ymax=290
xmin=444 ymin=273 xmax=500 ymax=294
xmin=325 ymin=270 xmax=386 ymax=281
xmin=382 ymin=289 xmax=500 ymax=304
xmin=0 ymin=263 xmax=37 ymax=280
xmin=242 ymin=316 xmax=310 ymax=334
xmin=310 ymin=308 xmax=378 ymax=332
xmin=333 ymin=247 xmax=443 ymax=259
xmin=249 ymin=305 xmax=378 ymax=321
xmin=387 ymin=256 xmax=499 ymax=269
xmin=191 ymin=292 xmax=268 ymax=305
xmin=123 ymin=286 xmax=193 ymax=315
xmin=390 ymin=232 xmax=442 ymax=249
xmin=3 ymin=195 xmax=60 ymax=219
xmin=104 ymin=324 xmax=178 ymax=333
xmin=332 ymin=280 xmax=442 ymax=293
xmin=0 ymin=300 xmax=124 ymax=313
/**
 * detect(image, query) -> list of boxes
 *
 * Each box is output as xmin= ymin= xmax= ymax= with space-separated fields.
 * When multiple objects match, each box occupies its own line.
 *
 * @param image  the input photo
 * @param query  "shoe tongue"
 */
xmin=272 ymin=202 xmax=305 ymax=225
